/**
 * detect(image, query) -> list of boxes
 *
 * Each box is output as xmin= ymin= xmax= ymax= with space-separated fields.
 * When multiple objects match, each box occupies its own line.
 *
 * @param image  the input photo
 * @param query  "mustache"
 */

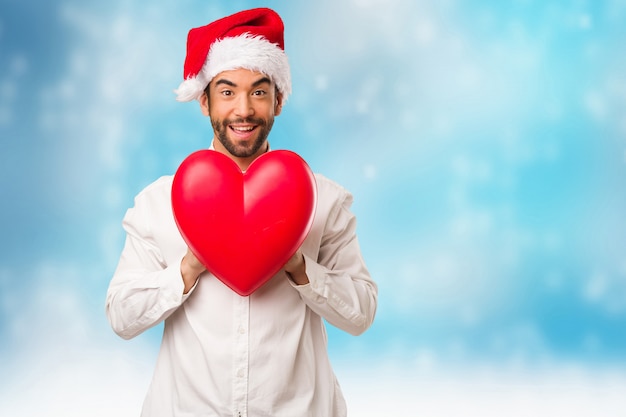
xmin=223 ymin=117 xmax=266 ymax=126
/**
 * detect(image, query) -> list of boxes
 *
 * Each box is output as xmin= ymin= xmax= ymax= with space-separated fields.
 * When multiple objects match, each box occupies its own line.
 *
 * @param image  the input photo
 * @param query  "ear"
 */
xmin=199 ymin=92 xmax=210 ymax=116
xmin=274 ymin=91 xmax=284 ymax=116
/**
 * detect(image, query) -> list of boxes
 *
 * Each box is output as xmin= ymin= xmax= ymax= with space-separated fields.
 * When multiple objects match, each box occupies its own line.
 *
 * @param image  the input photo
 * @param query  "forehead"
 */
xmin=211 ymin=68 xmax=273 ymax=87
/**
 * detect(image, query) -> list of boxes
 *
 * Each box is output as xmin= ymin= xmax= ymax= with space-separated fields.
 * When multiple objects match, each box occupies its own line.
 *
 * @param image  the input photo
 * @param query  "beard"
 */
xmin=212 ymin=116 xmax=274 ymax=158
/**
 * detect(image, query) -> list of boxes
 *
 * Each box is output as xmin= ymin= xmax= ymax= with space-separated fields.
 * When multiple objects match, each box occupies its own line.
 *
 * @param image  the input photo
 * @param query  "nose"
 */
xmin=234 ymin=94 xmax=254 ymax=118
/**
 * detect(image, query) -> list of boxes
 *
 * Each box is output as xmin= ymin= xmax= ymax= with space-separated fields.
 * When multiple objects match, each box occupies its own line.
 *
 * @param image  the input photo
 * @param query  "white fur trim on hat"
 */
xmin=174 ymin=34 xmax=291 ymax=102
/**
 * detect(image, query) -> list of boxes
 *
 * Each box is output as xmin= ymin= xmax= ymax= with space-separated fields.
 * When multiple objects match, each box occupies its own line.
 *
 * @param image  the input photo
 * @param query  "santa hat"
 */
xmin=174 ymin=8 xmax=291 ymax=102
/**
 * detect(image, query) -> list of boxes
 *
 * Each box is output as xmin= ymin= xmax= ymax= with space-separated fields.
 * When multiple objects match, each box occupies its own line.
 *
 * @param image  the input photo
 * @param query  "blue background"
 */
xmin=1 ymin=0 xmax=625 ymax=415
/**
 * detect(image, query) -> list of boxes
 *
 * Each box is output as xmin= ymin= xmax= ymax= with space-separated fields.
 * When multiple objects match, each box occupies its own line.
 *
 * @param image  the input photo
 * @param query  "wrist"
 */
xmin=285 ymin=254 xmax=309 ymax=285
xmin=288 ymin=272 xmax=309 ymax=286
xmin=181 ymin=253 xmax=205 ymax=293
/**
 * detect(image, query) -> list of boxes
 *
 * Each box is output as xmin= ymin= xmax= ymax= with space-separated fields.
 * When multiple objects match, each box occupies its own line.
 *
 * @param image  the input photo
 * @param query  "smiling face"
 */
xmin=200 ymin=68 xmax=283 ymax=170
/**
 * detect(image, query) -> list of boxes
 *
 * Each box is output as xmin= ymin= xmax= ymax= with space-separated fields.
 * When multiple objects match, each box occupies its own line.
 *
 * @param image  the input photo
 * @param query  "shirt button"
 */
xmin=238 ymin=326 xmax=246 ymax=334
xmin=237 ymin=369 xmax=245 ymax=378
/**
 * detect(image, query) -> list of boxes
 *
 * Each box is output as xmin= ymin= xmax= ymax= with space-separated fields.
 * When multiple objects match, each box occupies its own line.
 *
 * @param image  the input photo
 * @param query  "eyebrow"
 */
xmin=252 ymin=77 xmax=272 ymax=87
xmin=213 ymin=76 xmax=272 ymax=88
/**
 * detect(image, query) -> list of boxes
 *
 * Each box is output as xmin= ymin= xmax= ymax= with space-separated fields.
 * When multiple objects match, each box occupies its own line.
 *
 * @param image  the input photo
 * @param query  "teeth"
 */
xmin=232 ymin=126 xmax=254 ymax=132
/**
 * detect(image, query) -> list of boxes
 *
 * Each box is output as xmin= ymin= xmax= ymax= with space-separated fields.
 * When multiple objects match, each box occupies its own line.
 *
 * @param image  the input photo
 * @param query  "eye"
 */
xmin=220 ymin=89 xmax=233 ymax=97
xmin=253 ymin=89 xmax=267 ymax=96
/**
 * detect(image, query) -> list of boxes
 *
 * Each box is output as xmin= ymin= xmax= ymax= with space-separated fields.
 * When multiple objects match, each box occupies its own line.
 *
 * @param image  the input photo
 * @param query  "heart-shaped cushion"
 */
xmin=171 ymin=149 xmax=317 ymax=296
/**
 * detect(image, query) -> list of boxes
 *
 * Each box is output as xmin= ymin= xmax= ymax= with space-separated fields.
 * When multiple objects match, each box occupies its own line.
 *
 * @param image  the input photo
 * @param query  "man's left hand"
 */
xmin=284 ymin=250 xmax=309 ymax=285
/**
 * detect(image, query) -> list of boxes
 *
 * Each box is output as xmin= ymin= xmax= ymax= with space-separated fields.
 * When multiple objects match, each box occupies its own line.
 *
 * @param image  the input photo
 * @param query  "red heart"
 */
xmin=171 ymin=150 xmax=317 ymax=296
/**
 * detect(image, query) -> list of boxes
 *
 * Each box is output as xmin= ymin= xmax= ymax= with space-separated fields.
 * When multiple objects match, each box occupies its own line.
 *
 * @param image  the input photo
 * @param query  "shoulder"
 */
xmin=314 ymin=173 xmax=351 ymax=198
xmin=122 ymin=175 xmax=175 ymax=237
xmin=132 ymin=175 xmax=174 ymax=206
xmin=125 ymin=176 xmax=174 ymax=223
xmin=314 ymin=173 xmax=354 ymax=212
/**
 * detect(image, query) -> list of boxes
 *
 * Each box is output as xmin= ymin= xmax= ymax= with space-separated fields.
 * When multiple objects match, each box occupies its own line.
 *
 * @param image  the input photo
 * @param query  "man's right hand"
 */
xmin=181 ymin=248 xmax=206 ymax=294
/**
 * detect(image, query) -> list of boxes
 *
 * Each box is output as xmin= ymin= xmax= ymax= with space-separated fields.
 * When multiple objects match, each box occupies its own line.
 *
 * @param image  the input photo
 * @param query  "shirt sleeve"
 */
xmin=292 ymin=189 xmax=378 ymax=336
xmin=105 ymin=190 xmax=194 ymax=340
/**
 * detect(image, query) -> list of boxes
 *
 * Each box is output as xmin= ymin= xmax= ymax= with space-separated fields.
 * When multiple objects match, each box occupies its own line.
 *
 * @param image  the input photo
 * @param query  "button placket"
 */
xmin=232 ymin=294 xmax=250 ymax=416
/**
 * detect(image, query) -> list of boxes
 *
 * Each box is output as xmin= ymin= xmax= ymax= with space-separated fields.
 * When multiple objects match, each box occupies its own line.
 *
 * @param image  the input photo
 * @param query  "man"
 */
xmin=106 ymin=8 xmax=377 ymax=417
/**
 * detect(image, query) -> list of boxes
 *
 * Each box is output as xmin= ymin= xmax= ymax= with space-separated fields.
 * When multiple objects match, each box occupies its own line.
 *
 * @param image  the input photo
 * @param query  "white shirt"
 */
xmin=106 ymin=171 xmax=377 ymax=417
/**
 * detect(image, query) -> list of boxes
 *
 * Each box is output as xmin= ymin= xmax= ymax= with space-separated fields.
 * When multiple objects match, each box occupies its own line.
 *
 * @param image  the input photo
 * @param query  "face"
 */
xmin=200 ymin=69 xmax=283 ymax=166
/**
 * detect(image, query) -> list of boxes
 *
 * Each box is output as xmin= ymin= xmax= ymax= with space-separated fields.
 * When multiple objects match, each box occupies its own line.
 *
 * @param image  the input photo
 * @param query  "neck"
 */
xmin=211 ymin=139 xmax=269 ymax=172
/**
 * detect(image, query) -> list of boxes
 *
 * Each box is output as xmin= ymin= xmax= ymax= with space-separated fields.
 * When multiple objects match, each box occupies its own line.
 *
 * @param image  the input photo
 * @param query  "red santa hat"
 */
xmin=174 ymin=8 xmax=291 ymax=102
